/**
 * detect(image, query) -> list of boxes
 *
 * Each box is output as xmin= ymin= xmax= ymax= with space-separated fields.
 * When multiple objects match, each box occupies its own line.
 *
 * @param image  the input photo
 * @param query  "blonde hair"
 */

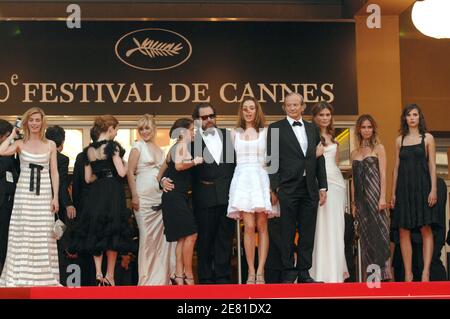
xmin=22 ymin=107 xmax=47 ymax=142
xmin=137 ymin=114 xmax=157 ymax=141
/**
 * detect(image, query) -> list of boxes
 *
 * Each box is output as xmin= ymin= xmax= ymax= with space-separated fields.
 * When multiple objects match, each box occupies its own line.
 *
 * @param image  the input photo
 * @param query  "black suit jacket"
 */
xmin=0 ymin=155 xmax=19 ymax=205
xmin=72 ymin=150 xmax=91 ymax=214
xmin=191 ymin=128 xmax=236 ymax=208
xmin=267 ymin=118 xmax=327 ymax=200
xmin=57 ymin=152 xmax=73 ymax=221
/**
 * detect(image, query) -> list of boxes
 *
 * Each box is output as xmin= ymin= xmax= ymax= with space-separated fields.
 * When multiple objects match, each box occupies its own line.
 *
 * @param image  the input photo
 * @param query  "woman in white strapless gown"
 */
xmin=310 ymin=102 xmax=349 ymax=283
xmin=127 ymin=115 xmax=176 ymax=285
xmin=227 ymin=97 xmax=279 ymax=285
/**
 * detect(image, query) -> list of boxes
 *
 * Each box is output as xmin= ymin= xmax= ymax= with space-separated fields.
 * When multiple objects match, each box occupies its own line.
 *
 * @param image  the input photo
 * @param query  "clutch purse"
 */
xmin=53 ymin=214 xmax=66 ymax=240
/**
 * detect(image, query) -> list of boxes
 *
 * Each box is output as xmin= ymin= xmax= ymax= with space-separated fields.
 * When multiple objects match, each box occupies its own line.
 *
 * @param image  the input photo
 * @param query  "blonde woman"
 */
xmin=0 ymin=107 xmax=60 ymax=286
xmin=127 ymin=114 xmax=175 ymax=285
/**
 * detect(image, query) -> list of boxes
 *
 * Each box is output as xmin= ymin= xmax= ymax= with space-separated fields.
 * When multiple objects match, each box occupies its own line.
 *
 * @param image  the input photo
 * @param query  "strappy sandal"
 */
xmin=256 ymin=274 xmax=265 ymax=284
xmin=96 ymin=274 xmax=103 ymax=286
xmin=171 ymin=273 xmax=185 ymax=285
xmin=184 ymin=276 xmax=195 ymax=285
xmin=246 ymin=273 xmax=256 ymax=284
xmin=103 ymin=275 xmax=115 ymax=287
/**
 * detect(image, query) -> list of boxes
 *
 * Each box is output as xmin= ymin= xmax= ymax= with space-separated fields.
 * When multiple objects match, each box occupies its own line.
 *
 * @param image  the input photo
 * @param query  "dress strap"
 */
xmin=421 ymin=134 xmax=428 ymax=159
xmin=401 ymin=135 xmax=405 ymax=147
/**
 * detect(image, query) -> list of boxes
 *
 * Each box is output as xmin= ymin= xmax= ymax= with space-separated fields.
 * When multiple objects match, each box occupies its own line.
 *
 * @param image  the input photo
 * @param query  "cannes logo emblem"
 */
xmin=115 ymin=28 xmax=192 ymax=71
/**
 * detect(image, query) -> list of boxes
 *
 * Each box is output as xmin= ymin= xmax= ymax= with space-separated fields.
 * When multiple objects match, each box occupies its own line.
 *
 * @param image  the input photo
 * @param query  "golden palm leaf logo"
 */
xmin=115 ymin=28 xmax=192 ymax=71
xmin=125 ymin=38 xmax=183 ymax=58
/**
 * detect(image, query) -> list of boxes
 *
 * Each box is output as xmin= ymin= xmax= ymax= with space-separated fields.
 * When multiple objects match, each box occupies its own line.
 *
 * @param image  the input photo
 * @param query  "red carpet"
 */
xmin=1 ymin=282 xmax=450 ymax=299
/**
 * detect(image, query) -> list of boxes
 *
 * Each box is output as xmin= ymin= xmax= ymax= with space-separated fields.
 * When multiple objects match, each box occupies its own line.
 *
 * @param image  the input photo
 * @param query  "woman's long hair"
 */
xmin=355 ymin=114 xmax=379 ymax=150
xmin=311 ymin=101 xmax=336 ymax=145
xmin=22 ymin=107 xmax=47 ymax=142
xmin=236 ymin=96 xmax=265 ymax=131
xmin=400 ymin=104 xmax=427 ymax=137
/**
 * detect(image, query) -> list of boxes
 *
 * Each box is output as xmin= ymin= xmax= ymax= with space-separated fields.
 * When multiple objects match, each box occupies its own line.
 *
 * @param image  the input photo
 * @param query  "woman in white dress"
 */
xmin=127 ymin=114 xmax=176 ymax=285
xmin=310 ymin=102 xmax=349 ymax=283
xmin=0 ymin=107 xmax=61 ymax=287
xmin=227 ymin=97 xmax=279 ymax=284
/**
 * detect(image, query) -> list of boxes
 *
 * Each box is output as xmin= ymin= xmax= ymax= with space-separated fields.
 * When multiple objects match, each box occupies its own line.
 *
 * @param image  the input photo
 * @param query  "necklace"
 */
xmin=361 ymin=141 xmax=370 ymax=148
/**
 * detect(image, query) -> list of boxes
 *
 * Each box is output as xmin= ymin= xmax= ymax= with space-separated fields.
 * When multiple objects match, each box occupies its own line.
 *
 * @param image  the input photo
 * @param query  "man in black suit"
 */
xmin=45 ymin=125 xmax=76 ymax=285
xmin=72 ymin=127 xmax=98 ymax=214
xmin=46 ymin=126 xmax=76 ymax=223
xmin=162 ymin=103 xmax=236 ymax=284
xmin=0 ymin=119 xmax=19 ymax=275
xmin=267 ymin=92 xmax=327 ymax=283
xmin=65 ymin=127 xmax=99 ymax=286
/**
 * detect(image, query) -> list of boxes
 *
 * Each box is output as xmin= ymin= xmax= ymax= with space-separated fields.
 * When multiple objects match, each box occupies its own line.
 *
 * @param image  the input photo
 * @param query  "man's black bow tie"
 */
xmin=292 ymin=121 xmax=303 ymax=127
xmin=203 ymin=129 xmax=216 ymax=136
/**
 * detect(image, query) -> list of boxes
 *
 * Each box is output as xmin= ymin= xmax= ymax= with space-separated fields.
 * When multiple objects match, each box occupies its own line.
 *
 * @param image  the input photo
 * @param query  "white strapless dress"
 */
xmin=310 ymin=143 xmax=349 ymax=283
xmin=227 ymin=129 xmax=279 ymax=219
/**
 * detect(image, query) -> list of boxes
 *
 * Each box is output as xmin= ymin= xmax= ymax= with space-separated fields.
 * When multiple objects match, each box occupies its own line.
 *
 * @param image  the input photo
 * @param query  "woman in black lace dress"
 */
xmin=71 ymin=115 xmax=131 ymax=286
xmin=391 ymin=104 xmax=438 ymax=282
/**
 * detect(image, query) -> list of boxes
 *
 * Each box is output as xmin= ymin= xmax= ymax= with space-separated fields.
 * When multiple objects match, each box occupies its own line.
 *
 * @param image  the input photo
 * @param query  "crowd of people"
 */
xmin=0 ymin=93 xmax=445 ymax=287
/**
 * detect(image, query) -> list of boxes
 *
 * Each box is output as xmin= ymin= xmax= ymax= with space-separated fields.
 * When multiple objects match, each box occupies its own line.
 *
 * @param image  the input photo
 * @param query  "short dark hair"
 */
xmin=45 ymin=125 xmax=66 ymax=147
xmin=192 ymin=103 xmax=217 ymax=120
xmin=0 ymin=119 xmax=13 ymax=137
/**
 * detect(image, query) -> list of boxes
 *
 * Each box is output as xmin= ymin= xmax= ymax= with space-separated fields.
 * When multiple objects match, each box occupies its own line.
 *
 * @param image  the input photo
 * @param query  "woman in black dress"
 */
xmin=158 ymin=118 xmax=203 ymax=285
xmin=351 ymin=114 xmax=391 ymax=282
xmin=71 ymin=115 xmax=131 ymax=286
xmin=391 ymin=104 xmax=438 ymax=282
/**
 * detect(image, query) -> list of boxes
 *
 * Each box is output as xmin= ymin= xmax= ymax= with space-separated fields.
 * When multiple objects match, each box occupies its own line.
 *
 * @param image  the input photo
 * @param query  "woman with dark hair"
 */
xmin=0 ymin=120 xmax=19 ymax=275
xmin=158 ymin=118 xmax=202 ymax=285
xmin=227 ymin=96 xmax=278 ymax=285
xmin=310 ymin=102 xmax=348 ymax=283
xmin=391 ymin=104 xmax=438 ymax=282
xmin=351 ymin=114 xmax=391 ymax=282
xmin=70 ymin=115 xmax=131 ymax=286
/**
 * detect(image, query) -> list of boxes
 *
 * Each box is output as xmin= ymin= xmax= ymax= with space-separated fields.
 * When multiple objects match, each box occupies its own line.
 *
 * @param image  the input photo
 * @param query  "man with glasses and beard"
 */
xmin=161 ymin=103 xmax=236 ymax=284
